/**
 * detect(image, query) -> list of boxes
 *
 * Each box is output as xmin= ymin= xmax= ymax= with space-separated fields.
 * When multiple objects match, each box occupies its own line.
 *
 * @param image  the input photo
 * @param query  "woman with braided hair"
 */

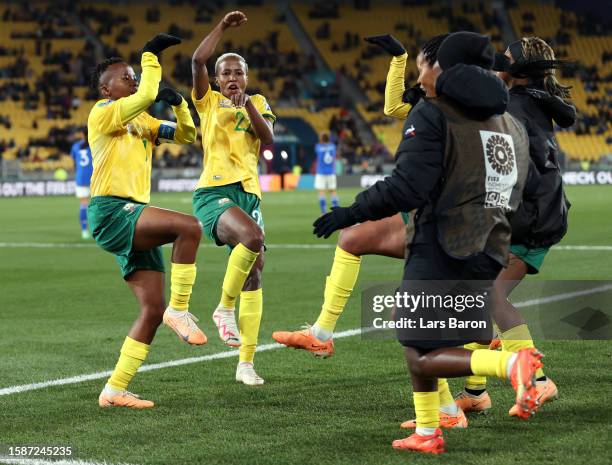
xmin=456 ymin=36 xmax=576 ymax=416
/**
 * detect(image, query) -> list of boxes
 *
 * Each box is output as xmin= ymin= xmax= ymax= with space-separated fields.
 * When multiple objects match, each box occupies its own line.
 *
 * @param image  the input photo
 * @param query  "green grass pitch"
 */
xmin=0 ymin=186 xmax=610 ymax=465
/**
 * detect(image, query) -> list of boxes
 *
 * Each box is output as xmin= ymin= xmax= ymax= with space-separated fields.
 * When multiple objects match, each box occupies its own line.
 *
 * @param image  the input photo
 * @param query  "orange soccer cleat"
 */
xmin=509 ymin=377 xmax=557 ymax=417
xmin=272 ymin=325 xmax=334 ymax=358
xmin=163 ymin=308 xmax=207 ymax=346
xmin=400 ymin=409 xmax=468 ymax=429
xmin=509 ymin=348 xmax=544 ymax=419
xmin=98 ymin=390 xmax=154 ymax=409
xmin=455 ymin=390 xmax=492 ymax=413
xmin=392 ymin=429 xmax=445 ymax=454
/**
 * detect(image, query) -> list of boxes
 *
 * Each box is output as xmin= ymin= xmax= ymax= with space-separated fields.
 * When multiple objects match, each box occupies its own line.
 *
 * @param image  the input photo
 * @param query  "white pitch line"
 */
xmin=553 ymin=245 xmax=612 ymax=251
xmin=0 ymin=457 xmax=137 ymax=465
xmin=0 ymin=242 xmax=611 ymax=251
xmin=0 ymin=328 xmax=365 ymax=397
xmin=0 ymin=242 xmax=333 ymax=250
xmin=2 ymin=283 xmax=612 ymax=397
xmin=514 ymin=283 xmax=612 ymax=308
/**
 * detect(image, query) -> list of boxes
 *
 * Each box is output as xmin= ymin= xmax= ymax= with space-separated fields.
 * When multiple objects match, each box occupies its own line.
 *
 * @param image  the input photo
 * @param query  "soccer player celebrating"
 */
xmin=456 ymin=37 xmax=576 ymax=416
xmin=88 ymin=34 xmax=205 ymax=409
xmin=314 ymin=132 xmax=339 ymax=214
xmin=191 ymin=11 xmax=275 ymax=385
xmin=272 ymin=35 xmax=447 ymax=358
xmin=312 ymin=32 xmax=540 ymax=454
xmin=69 ymin=128 xmax=93 ymax=239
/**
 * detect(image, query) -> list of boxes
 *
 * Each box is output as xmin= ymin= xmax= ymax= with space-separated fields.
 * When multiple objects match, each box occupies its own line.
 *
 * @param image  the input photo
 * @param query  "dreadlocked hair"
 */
xmin=520 ymin=37 xmax=572 ymax=99
xmin=420 ymin=34 xmax=450 ymax=66
xmin=89 ymin=57 xmax=125 ymax=92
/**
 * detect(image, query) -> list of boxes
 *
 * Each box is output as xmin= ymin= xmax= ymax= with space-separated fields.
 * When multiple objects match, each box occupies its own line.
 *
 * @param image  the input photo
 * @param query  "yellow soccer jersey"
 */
xmin=88 ymin=52 xmax=195 ymax=204
xmin=88 ymin=103 xmax=161 ymax=204
xmin=192 ymin=85 xmax=276 ymax=199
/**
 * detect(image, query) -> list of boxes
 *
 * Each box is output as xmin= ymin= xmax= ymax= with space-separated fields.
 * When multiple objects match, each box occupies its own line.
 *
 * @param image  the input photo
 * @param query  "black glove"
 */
xmin=142 ymin=33 xmax=181 ymax=57
xmin=313 ymin=207 xmax=358 ymax=239
xmin=402 ymin=83 xmax=425 ymax=105
xmin=156 ymin=88 xmax=183 ymax=106
xmin=364 ymin=34 xmax=406 ymax=57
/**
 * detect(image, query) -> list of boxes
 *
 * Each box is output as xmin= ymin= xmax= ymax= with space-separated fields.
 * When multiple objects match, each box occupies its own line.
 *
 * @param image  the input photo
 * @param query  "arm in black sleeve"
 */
xmin=350 ymin=102 xmax=445 ymax=222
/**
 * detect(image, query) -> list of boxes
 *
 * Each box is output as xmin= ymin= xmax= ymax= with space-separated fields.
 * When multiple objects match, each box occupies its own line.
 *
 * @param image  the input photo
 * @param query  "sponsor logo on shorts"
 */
xmin=123 ymin=203 xmax=136 ymax=213
xmin=218 ymin=198 xmax=231 ymax=206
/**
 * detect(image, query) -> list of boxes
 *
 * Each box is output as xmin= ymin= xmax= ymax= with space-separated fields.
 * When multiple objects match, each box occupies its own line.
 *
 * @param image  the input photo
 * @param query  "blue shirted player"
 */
xmin=314 ymin=133 xmax=339 ymax=214
xmin=70 ymin=129 xmax=93 ymax=239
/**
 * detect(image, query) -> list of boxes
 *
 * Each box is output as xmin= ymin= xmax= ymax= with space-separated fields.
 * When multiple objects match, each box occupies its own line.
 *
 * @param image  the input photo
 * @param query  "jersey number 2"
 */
xmin=235 ymin=111 xmax=253 ymax=135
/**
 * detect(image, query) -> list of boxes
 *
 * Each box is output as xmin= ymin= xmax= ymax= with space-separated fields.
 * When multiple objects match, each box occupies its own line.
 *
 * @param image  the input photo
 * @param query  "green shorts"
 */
xmin=87 ymin=196 xmax=165 ymax=279
xmin=400 ymin=212 xmax=410 ymax=225
xmin=509 ymin=244 xmax=550 ymax=274
xmin=193 ymin=183 xmax=264 ymax=248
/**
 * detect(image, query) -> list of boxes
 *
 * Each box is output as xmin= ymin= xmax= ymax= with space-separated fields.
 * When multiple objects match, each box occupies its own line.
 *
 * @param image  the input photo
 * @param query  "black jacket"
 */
xmin=350 ymin=64 xmax=508 ymax=219
xmin=505 ymin=86 xmax=575 ymax=247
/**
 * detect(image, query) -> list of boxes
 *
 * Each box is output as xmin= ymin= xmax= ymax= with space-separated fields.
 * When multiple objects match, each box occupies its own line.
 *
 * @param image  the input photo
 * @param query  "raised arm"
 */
xmin=364 ymin=34 xmax=412 ymax=119
xmin=383 ymin=53 xmax=412 ymax=119
xmin=154 ymin=88 xmax=196 ymax=144
xmin=119 ymin=34 xmax=181 ymax=124
xmin=192 ymin=11 xmax=247 ymax=100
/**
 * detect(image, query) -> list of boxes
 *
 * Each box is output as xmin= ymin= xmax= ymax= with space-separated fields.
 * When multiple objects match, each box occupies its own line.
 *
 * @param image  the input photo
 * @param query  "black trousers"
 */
xmin=396 ymin=236 xmax=503 ymax=350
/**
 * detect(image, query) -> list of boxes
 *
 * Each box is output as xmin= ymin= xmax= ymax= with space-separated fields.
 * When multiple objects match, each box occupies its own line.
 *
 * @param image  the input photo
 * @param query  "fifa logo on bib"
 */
xmin=479 ymin=131 xmax=517 ymax=210
xmin=485 ymin=134 xmax=515 ymax=175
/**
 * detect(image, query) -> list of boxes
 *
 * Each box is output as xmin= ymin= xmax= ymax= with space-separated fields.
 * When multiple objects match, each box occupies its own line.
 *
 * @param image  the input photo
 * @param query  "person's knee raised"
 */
xmin=408 ymin=355 xmax=427 ymax=378
xmin=182 ymin=215 xmax=202 ymax=242
xmin=242 ymin=224 xmax=264 ymax=252
xmin=338 ymin=227 xmax=360 ymax=255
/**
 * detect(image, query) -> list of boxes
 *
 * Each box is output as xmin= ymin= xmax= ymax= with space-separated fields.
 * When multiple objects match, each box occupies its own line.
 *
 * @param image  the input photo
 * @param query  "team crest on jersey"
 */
xmin=219 ymin=100 xmax=233 ymax=108
xmin=218 ymin=198 xmax=231 ymax=206
xmin=123 ymin=203 xmax=136 ymax=213
xmin=404 ymin=125 xmax=416 ymax=138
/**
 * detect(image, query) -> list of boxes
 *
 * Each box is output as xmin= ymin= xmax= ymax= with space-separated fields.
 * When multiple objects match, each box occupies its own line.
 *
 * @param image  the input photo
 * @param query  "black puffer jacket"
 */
xmin=350 ymin=64 xmax=510 ymax=221
xmin=506 ymin=86 xmax=576 ymax=248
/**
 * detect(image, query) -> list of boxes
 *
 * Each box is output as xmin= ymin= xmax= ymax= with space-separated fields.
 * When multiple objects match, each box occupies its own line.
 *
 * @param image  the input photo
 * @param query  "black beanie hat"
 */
xmin=437 ymin=32 xmax=495 ymax=70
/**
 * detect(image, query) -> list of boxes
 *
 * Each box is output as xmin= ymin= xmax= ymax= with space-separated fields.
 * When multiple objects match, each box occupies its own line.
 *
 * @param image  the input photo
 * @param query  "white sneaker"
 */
xmin=213 ymin=306 xmax=241 ymax=347
xmin=81 ymin=230 xmax=91 ymax=240
xmin=236 ymin=362 xmax=264 ymax=386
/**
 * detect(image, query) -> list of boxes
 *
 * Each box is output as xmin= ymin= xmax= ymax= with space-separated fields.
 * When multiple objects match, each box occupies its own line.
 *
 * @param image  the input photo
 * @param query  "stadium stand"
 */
xmin=0 ymin=0 xmax=610 ymax=176
xmin=508 ymin=0 xmax=611 ymax=161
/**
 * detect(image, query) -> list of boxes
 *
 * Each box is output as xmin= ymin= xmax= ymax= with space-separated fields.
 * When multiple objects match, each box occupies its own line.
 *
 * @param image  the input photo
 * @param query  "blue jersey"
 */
xmin=70 ymin=140 xmax=93 ymax=187
xmin=315 ymin=142 xmax=337 ymax=175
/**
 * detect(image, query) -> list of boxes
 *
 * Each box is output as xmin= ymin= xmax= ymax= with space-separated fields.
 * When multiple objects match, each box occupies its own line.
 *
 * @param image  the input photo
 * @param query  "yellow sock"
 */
xmin=413 ymin=391 xmax=440 ymax=429
xmin=238 ymin=288 xmax=263 ymax=363
xmin=314 ymin=246 xmax=361 ymax=332
xmin=463 ymin=342 xmax=490 ymax=390
xmin=169 ymin=262 xmax=197 ymax=310
xmin=107 ymin=337 xmax=150 ymax=391
xmin=500 ymin=324 xmax=545 ymax=378
xmin=470 ymin=349 xmax=513 ymax=379
xmin=220 ymin=244 xmax=259 ymax=309
xmin=438 ymin=378 xmax=454 ymax=407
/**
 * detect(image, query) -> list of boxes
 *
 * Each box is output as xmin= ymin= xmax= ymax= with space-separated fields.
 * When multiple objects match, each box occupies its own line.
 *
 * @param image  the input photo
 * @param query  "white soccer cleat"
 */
xmin=236 ymin=362 xmax=264 ymax=386
xmin=213 ymin=306 xmax=241 ymax=347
